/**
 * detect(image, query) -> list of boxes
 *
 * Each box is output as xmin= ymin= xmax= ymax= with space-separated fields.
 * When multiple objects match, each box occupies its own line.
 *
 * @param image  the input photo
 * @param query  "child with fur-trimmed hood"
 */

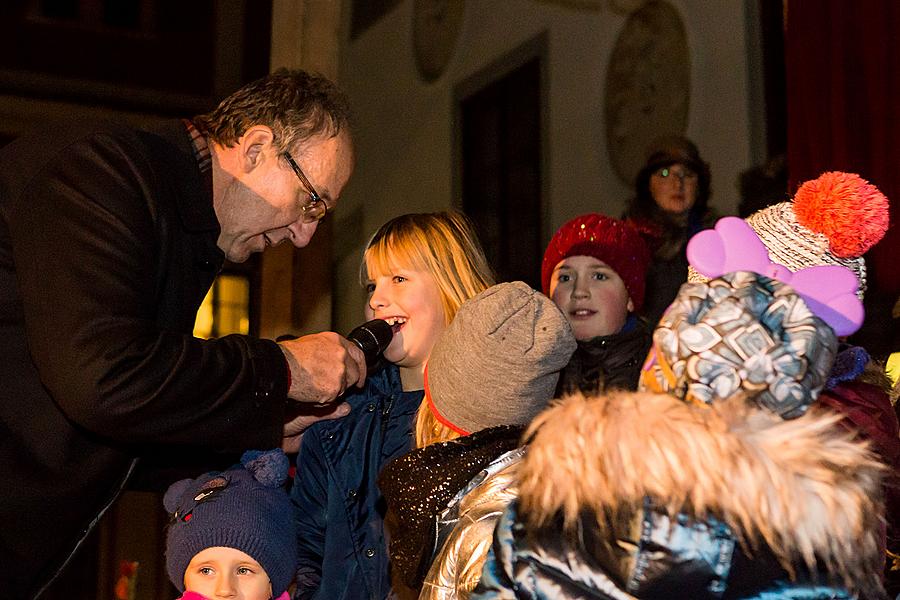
xmin=474 ymin=207 xmax=890 ymax=598
xmin=689 ymin=171 xmax=900 ymax=590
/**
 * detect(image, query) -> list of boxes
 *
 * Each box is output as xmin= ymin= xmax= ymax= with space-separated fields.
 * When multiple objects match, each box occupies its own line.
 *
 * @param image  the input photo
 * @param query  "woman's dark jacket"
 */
xmin=291 ymin=364 xmax=422 ymax=600
xmin=626 ymin=209 xmax=715 ymax=327
xmin=0 ymin=121 xmax=288 ymax=599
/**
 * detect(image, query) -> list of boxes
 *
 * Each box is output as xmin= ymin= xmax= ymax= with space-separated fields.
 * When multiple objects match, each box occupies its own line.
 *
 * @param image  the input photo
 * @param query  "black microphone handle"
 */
xmin=346 ymin=319 xmax=393 ymax=368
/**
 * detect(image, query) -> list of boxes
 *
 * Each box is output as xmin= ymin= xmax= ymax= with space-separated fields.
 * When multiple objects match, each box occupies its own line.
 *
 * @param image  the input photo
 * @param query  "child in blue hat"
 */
xmin=163 ymin=449 xmax=296 ymax=600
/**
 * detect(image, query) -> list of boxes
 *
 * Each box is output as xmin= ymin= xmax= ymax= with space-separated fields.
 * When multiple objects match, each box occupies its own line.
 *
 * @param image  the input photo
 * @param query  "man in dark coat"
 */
xmin=0 ymin=69 xmax=365 ymax=599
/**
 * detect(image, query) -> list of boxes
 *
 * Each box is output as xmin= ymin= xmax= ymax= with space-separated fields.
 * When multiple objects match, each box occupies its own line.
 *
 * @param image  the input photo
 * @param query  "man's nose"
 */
xmin=287 ymin=219 xmax=319 ymax=248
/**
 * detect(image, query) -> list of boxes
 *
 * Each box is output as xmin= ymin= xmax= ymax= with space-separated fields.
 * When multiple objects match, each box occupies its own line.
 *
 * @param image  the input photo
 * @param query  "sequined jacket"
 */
xmin=379 ymin=426 xmax=524 ymax=600
xmin=473 ymin=392 xmax=887 ymax=600
xmin=291 ymin=364 xmax=422 ymax=600
xmin=420 ymin=447 xmax=525 ymax=600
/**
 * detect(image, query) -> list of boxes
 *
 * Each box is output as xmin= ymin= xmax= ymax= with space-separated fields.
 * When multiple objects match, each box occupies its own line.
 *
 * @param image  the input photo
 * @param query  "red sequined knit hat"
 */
xmin=541 ymin=213 xmax=651 ymax=311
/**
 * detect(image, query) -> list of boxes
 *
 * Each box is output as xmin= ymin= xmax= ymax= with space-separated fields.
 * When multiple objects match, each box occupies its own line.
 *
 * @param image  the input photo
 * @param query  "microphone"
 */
xmin=346 ymin=319 xmax=393 ymax=369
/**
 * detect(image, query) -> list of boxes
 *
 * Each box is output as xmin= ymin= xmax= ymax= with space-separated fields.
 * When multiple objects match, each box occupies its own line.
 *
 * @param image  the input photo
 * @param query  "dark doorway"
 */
xmin=458 ymin=52 xmax=543 ymax=289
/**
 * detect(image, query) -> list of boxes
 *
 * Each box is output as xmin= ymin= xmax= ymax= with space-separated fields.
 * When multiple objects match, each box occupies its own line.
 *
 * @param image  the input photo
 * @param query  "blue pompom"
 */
xmin=241 ymin=449 xmax=289 ymax=487
xmin=826 ymin=345 xmax=869 ymax=390
xmin=163 ymin=478 xmax=194 ymax=512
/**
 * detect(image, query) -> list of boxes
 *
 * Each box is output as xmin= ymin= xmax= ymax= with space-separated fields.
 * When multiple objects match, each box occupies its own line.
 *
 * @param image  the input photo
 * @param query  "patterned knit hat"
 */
xmin=426 ymin=281 xmax=576 ymax=435
xmin=541 ymin=213 xmax=651 ymax=310
xmin=690 ymin=171 xmax=889 ymax=298
xmin=164 ymin=450 xmax=296 ymax=595
xmin=640 ymin=271 xmax=838 ymax=419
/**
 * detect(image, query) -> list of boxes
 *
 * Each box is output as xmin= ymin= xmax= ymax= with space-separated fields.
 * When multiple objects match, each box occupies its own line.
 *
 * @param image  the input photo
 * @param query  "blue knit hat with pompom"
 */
xmin=163 ymin=449 xmax=296 ymax=595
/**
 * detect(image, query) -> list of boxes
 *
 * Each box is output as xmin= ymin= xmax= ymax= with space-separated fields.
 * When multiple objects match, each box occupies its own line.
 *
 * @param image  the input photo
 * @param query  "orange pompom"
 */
xmin=793 ymin=171 xmax=889 ymax=258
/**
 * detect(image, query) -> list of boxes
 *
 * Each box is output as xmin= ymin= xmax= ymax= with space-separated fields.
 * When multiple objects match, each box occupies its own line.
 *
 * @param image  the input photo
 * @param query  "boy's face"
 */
xmin=549 ymin=255 xmax=633 ymax=340
xmin=184 ymin=546 xmax=273 ymax=600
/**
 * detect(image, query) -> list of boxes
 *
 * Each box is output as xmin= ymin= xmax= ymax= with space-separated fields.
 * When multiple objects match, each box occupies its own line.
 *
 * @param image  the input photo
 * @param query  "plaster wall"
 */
xmin=332 ymin=0 xmax=757 ymax=331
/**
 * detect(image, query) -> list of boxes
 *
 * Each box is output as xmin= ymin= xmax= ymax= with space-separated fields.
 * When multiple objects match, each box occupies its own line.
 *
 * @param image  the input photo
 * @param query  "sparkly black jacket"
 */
xmin=379 ymin=425 xmax=524 ymax=600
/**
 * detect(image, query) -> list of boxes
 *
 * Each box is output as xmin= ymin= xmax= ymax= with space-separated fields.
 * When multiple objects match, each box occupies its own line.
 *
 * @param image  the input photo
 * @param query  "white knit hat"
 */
xmin=690 ymin=171 xmax=889 ymax=298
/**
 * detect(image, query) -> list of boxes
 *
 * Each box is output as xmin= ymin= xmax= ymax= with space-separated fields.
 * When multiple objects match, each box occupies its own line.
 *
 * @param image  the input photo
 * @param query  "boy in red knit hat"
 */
xmin=541 ymin=213 xmax=652 ymax=395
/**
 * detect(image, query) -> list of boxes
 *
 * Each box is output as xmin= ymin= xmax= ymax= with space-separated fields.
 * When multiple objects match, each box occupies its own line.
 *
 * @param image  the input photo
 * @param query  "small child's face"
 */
xmin=184 ymin=546 xmax=273 ymax=600
xmin=549 ymin=255 xmax=633 ymax=340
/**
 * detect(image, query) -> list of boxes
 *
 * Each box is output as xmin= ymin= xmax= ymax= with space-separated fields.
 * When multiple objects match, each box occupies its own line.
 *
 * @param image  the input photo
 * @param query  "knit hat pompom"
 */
xmin=541 ymin=213 xmax=651 ymax=310
xmin=164 ymin=449 xmax=296 ymax=595
xmin=241 ymin=448 xmax=290 ymax=488
xmin=793 ymin=171 xmax=889 ymax=259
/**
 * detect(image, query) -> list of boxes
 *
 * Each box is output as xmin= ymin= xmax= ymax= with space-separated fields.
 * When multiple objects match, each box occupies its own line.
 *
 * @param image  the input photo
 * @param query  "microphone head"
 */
xmin=346 ymin=319 xmax=394 ymax=368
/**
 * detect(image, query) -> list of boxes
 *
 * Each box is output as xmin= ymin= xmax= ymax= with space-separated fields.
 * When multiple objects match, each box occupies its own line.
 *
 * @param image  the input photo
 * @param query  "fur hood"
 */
xmin=517 ymin=391 xmax=887 ymax=595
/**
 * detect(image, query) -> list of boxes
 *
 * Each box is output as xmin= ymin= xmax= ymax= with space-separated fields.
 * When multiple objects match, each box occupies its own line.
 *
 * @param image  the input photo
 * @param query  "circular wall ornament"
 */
xmin=604 ymin=0 xmax=691 ymax=185
xmin=412 ymin=0 xmax=465 ymax=82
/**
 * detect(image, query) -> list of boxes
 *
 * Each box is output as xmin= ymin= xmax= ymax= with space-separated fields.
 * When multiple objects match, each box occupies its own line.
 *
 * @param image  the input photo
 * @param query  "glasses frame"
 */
xmin=652 ymin=165 xmax=699 ymax=182
xmin=283 ymin=151 xmax=330 ymax=223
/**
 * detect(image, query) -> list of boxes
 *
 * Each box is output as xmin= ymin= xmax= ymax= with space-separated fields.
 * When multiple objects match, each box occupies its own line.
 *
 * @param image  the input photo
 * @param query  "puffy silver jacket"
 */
xmin=419 ymin=447 xmax=525 ymax=600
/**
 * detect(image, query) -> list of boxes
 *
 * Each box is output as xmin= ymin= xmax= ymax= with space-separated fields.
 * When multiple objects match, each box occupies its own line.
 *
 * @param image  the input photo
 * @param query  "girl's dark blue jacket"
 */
xmin=291 ymin=363 xmax=423 ymax=600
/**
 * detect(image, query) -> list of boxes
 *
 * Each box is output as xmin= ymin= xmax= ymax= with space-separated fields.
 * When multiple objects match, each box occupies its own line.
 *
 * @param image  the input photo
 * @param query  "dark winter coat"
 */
xmin=555 ymin=317 xmax=651 ymax=397
xmin=473 ymin=392 xmax=887 ymax=600
xmin=0 ymin=120 xmax=288 ymax=599
xmin=291 ymin=364 xmax=422 ymax=600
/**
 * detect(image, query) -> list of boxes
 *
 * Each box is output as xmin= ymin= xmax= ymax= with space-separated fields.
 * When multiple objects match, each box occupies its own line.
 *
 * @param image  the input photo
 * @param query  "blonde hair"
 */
xmin=414 ymin=400 xmax=462 ymax=448
xmin=362 ymin=211 xmax=494 ymax=325
xmin=362 ymin=211 xmax=494 ymax=448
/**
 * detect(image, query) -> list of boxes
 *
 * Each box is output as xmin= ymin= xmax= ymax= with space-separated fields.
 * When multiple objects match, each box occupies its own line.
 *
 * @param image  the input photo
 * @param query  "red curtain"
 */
xmin=786 ymin=0 xmax=900 ymax=350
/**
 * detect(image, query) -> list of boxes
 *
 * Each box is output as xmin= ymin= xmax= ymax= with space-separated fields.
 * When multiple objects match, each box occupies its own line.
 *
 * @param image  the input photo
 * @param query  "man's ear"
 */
xmin=626 ymin=297 xmax=635 ymax=313
xmin=239 ymin=125 xmax=275 ymax=172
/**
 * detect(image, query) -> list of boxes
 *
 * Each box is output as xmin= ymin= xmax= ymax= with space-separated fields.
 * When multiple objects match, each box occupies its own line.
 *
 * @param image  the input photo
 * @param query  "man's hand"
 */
xmin=279 ymin=332 xmax=367 ymax=404
xmin=281 ymin=402 xmax=351 ymax=453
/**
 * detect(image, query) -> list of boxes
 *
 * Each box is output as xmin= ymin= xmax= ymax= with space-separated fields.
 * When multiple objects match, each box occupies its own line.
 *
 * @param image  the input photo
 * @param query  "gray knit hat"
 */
xmin=163 ymin=449 xmax=296 ymax=595
xmin=425 ymin=281 xmax=576 ymax=434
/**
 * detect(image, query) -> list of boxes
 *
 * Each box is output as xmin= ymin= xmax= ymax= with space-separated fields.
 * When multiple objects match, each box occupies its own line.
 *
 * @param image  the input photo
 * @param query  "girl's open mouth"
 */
xmin=383 ymin=316 xmax=408 ymax=333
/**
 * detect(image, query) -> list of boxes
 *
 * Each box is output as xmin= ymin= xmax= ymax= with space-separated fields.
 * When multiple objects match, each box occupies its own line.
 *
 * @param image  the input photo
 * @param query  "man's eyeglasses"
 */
xmin=652 ymin=165 xmax=698 ymax=182
xmin=283 ymin=151 xmax=330 ymax=223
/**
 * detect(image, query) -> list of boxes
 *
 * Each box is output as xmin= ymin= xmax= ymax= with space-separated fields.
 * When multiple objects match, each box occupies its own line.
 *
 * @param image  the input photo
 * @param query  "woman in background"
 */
xmin=624 ymin=136 xmax=714 ymax=325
